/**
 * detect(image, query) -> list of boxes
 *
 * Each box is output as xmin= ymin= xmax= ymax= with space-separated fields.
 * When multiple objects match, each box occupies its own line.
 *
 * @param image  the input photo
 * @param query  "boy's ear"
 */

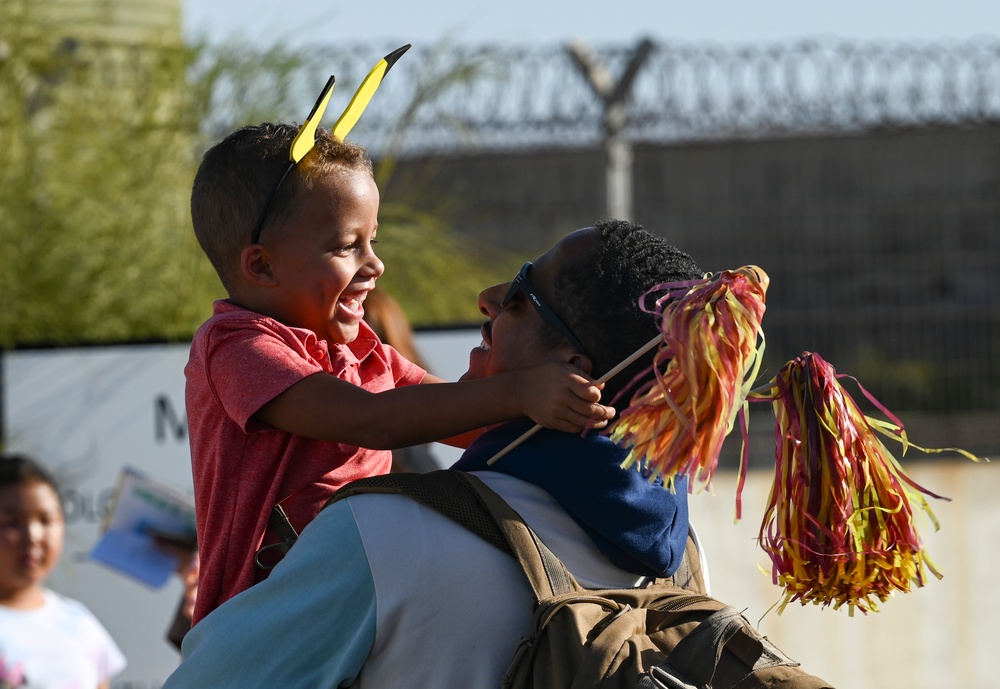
xmin=240 ymin=244 xmax=278 ymax=286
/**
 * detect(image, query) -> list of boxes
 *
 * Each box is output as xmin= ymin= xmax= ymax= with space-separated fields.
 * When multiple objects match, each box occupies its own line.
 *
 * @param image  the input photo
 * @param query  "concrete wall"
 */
xmin=688 ymin=459 xmax=999 ymax=689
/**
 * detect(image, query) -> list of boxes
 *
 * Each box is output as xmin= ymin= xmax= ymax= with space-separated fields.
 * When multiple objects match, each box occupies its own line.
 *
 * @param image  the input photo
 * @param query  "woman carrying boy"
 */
xmin=185 ymin=123 xmax=614 ymax=625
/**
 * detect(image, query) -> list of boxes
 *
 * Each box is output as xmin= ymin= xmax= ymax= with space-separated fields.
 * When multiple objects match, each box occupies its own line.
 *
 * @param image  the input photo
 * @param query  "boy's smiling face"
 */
xmin=263 ymin=165 xmax=383 ymax=346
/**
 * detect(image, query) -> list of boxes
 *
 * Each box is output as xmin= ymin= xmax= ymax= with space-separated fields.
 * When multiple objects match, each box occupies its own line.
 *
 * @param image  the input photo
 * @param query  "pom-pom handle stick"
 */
xmin=485 ymin=333 xmax=664 ymax=466
xmin=332 ymin=43 xmax=411 ymax=141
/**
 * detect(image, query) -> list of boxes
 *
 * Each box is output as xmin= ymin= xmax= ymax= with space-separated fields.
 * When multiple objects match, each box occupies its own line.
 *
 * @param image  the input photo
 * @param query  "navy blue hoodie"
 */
xmin=452 ymin=419 xmax=690 ymax=578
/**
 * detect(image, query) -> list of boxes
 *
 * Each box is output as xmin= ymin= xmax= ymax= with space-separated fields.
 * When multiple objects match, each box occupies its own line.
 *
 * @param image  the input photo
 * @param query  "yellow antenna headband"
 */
xmin=251 ymin=43 xmax=411 ymax=244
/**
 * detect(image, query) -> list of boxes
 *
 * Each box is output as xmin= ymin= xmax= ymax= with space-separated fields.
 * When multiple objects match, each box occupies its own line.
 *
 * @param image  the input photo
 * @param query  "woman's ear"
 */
xmin=568 ymin=351 xmax=594 ymax=376
xmin=240 ymin=244 xmax=277 ymax=286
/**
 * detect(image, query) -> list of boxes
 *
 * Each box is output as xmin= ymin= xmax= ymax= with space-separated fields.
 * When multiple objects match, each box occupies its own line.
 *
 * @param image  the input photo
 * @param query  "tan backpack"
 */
xmin=330 ymin=471 xmax=835 ymax=689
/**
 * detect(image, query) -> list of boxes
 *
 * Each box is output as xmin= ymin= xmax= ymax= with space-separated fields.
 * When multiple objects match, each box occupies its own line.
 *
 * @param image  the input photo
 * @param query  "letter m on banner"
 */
xmin=155 ymin=394 xmax=187 ymax=443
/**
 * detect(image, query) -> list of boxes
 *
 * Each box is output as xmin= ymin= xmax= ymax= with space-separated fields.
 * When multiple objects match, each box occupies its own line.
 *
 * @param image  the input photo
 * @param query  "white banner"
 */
xmin=1 ymin=330 xmax=479 ymax=688
xmin=3 ymin=344 xmax=193 ymax=689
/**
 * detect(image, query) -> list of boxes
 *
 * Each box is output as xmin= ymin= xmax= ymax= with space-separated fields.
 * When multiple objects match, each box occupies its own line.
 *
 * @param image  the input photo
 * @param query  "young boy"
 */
xmin=186 ymin=123 xmax=614 ymax=624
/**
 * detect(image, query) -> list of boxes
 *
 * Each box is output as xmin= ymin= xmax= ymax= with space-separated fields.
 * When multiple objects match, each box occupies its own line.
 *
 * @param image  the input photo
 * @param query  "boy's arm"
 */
xmin=253 ymin=364 xmax=612 ymax=450
xmin=418 ymin=374 xmax=484 ymax=448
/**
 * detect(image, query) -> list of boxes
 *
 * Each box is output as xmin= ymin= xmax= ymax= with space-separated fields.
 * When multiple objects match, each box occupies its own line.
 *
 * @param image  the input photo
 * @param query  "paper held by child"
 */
xmin=90 ymin=466 xmax=197 ymax=588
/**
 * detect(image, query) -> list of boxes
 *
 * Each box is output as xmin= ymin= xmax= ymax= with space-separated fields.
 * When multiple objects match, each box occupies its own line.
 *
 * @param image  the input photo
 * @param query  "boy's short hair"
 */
xmin=191 ymin=123 xmax=374 ymax=291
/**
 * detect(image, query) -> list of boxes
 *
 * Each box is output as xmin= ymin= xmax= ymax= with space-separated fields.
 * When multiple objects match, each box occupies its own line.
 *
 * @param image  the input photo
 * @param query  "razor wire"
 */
xmin=199 ymin=37 xmax=1000 ymax=154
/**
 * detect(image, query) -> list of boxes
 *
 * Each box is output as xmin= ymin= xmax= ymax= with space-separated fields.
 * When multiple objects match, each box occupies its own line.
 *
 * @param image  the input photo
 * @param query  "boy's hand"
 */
xmin=518 ymin=363 xmax=615 ymax=433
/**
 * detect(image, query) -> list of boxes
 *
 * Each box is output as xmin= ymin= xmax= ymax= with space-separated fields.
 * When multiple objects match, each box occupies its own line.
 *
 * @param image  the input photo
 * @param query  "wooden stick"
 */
xmin=486 ymin=333 xmax=664 ymax=465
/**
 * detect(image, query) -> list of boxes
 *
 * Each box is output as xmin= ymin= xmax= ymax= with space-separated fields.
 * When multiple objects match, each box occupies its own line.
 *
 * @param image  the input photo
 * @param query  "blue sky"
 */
xmin=183 ymin=1 xmax=998 ymax=47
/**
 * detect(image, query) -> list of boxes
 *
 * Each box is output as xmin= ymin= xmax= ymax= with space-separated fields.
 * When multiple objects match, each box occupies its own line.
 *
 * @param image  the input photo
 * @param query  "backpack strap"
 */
xmin=641 ymin=603 xmax=812 ymax=688
xmin=457 ymin=472 xmax=581 ymax=599
xmin=327 ymin=470 xmax=581 ymax=600
xmin=253 ymin=503 xmax=300 ymax=571
xmin=651 ymin=605 xmax=749 ymax=687
xmin=646 ymin=525 xmax=709 ymax=595
xmin=329 ymin=471 xmax=509 ymax=552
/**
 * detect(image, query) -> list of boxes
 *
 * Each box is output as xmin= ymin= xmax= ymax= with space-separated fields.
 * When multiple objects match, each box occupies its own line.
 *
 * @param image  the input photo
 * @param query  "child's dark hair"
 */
xmin=552 ymin=219 xmax=704 ymax=410
xmin=190 ymin=123 xmax=374 ymax=291
xmin=0 ymin=453 xmax=61 ymax=496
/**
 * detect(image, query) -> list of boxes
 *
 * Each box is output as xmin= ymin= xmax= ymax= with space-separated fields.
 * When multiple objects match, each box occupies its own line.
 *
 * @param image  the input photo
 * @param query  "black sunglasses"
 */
xmin=501 ymin=262 xmax=589 ymax=357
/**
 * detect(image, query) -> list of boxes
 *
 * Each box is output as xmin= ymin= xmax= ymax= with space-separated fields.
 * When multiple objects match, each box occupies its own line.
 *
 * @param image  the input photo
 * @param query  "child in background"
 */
xmin=187 ymin=123 xmax=614 ymax=624
xmin=0 ymin=454 xmax=126 ymax=689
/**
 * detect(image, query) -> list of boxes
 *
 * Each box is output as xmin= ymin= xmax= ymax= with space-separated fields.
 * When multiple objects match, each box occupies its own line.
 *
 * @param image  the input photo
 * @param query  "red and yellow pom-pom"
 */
xmin=609 ymin=266 xmax=768 ymax=492
xmin=749 ymin=352 xmax=984 ymax=614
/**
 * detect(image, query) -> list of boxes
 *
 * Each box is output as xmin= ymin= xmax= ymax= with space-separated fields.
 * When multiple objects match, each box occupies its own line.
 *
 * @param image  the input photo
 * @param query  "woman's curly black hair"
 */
xmin=551 ymin=219 xmax=704 ymax=410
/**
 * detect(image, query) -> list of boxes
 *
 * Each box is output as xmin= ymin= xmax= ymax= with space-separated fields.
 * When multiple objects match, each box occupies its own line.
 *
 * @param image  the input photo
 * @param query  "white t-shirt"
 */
xmin=0 ymin=589 xmax=126 ymax=689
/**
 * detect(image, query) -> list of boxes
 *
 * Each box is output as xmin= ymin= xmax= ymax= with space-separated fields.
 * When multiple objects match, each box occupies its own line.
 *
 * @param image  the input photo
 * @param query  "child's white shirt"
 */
xmin=0 ymin=588 xmax=126 ymax=689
